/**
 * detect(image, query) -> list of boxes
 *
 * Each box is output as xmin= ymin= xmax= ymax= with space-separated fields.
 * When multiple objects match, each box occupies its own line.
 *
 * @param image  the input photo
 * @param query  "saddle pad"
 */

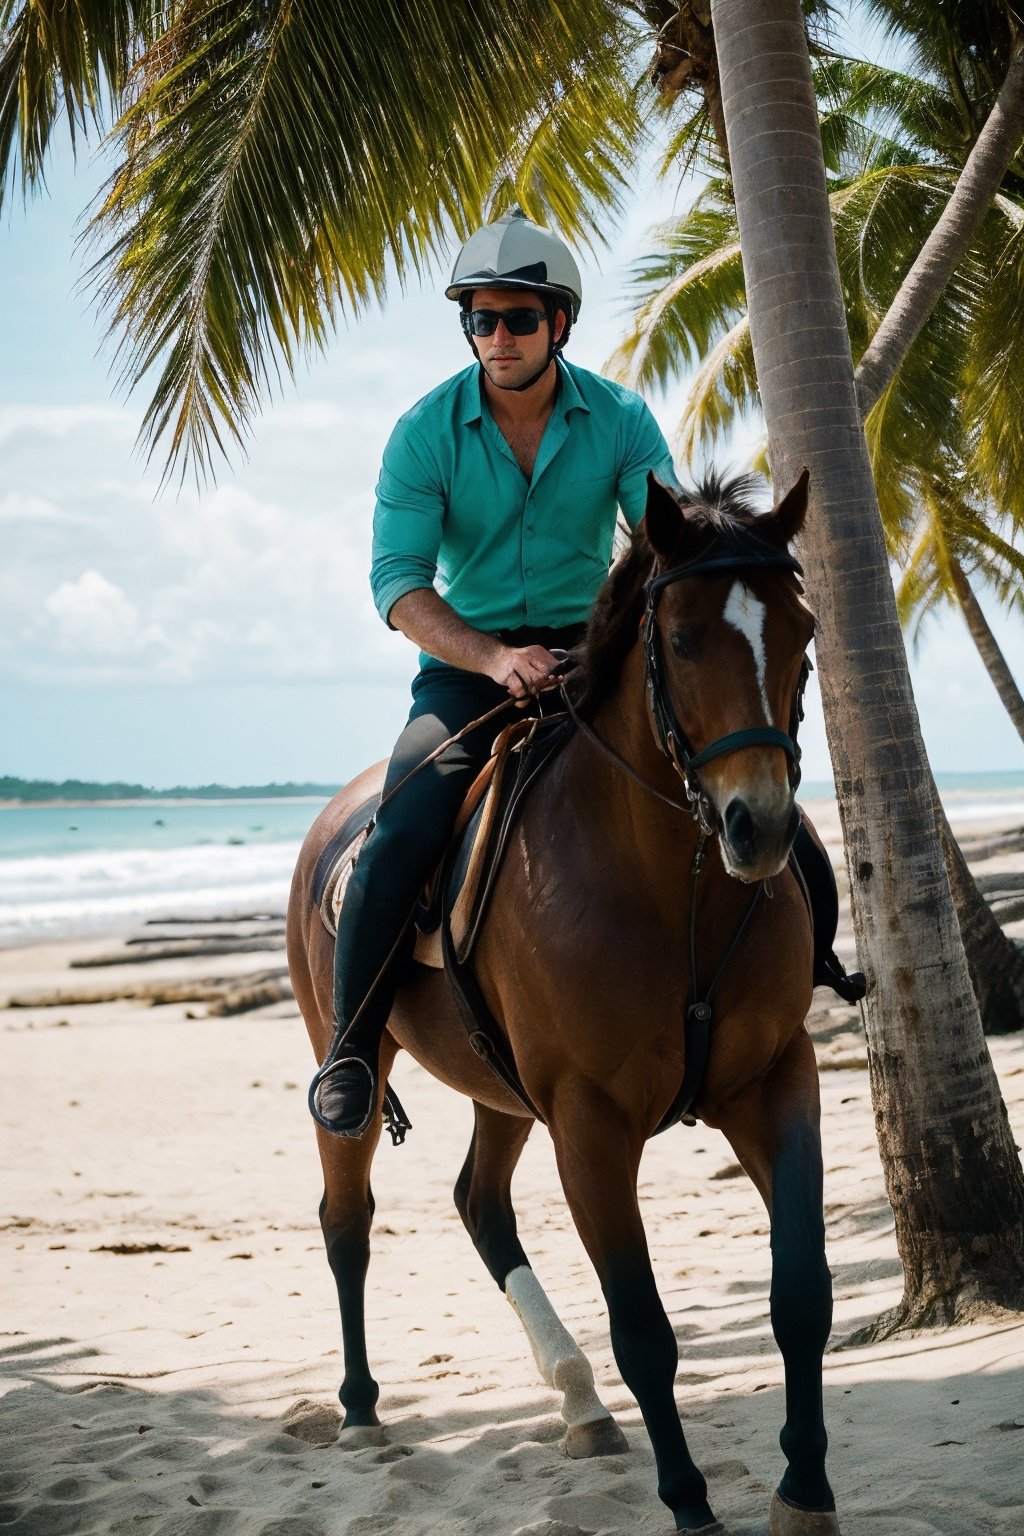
xmin=313 ymin=793 xmax=381 ymax=939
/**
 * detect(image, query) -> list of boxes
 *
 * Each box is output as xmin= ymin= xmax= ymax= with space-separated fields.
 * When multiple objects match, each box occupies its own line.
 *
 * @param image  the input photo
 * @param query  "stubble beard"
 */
xmin=481 ymin=353 xmax=552 ymax=392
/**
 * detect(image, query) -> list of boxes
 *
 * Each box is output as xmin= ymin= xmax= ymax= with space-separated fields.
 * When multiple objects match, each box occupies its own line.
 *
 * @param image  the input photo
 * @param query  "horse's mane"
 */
xmin=570 ymin=471 xmax=769 ymax=716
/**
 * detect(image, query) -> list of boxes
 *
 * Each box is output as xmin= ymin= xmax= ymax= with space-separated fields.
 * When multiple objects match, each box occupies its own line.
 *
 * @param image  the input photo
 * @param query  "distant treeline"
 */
xmin=0 ymin=776 xmax=338 ymax=803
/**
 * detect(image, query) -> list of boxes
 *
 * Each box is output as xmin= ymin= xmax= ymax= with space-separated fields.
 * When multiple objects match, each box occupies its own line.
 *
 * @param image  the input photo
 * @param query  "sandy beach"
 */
xmin=3 ymin=798 xmax=1024 ymax=1536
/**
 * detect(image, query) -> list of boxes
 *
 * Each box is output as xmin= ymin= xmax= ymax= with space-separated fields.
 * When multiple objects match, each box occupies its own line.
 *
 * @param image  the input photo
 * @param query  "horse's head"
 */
xmin=641 ymin=470 xmax=815 ymax=882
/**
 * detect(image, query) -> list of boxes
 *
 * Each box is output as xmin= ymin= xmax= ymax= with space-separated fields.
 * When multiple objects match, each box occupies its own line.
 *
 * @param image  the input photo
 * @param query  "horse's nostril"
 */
xmin=725 ymin=798 xmax=757 ymax=859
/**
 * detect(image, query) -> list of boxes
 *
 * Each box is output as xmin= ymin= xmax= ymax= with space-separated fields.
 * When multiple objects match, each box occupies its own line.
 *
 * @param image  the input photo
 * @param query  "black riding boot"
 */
xmin=308 ymin=1043 xmax=382 ymax=1138
xmin=307 ymin=866 xmax=416 ymax=1138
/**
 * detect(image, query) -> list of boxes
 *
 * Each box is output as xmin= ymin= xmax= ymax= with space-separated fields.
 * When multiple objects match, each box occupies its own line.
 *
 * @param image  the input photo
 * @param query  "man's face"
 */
xmin=468 ymin=287 xmax=566 ymax=392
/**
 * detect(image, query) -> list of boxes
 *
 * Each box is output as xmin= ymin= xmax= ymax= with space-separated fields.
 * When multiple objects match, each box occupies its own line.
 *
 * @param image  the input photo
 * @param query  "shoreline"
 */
xmin=0 ymin=793 xmax=334 ymax=810
xmin=2 ymin=795 xmax=1023 ymax=954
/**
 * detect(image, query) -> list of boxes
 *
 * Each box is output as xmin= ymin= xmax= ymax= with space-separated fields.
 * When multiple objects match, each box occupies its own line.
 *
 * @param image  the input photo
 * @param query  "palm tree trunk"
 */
xmin=941 ymin=562 xmax=1024 ymax=1035
xmin=855 ymin=39 xmax=1024 ymax=416
xmin=710 ymin=0 xmax=1024 ymax=1331
xmin=938 ymin=798 xmax=1024 ymax=1035
xmin=951 ymin=559 xmax=1024 ymax=744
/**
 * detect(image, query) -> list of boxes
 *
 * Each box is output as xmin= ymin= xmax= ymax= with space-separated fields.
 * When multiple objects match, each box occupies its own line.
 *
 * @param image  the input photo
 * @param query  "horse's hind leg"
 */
xmin=316 ymin=1033 xmax=397 ymax=1447
xmin=718 ymin=1030 xmax=840 ymax=1535
xmin=454 ymin=1101 xmax=627 ymax=1458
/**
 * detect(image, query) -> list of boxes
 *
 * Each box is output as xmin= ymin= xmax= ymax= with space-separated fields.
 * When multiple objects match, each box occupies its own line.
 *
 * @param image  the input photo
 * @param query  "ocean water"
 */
xmin=1 ymin=775 xmax=1022 ymax=947
xmin=0 ymin=797 xmax=329 ymax=947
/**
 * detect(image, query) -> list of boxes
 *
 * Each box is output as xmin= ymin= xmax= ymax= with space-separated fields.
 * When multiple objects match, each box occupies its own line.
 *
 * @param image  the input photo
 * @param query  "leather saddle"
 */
xmin=311 ymin=712 xmax=570 ymax=958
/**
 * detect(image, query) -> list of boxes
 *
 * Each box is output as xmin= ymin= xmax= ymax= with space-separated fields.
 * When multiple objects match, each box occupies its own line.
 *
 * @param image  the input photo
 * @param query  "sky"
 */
xmin=1 ymin=19 xmax=1022 ymax=790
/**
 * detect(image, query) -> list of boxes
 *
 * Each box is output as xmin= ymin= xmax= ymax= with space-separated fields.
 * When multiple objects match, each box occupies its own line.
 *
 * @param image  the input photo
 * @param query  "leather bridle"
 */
xmin=640 ymin=534 xmax=812 ymax=833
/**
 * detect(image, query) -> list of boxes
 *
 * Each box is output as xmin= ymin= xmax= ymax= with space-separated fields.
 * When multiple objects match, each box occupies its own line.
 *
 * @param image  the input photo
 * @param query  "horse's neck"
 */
xmin=575 ymin=643 xmax=700 ymax=887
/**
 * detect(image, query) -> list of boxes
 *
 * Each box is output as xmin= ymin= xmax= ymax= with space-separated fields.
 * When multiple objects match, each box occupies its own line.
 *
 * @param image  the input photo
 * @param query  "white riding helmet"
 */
xmin=446 ymin=207 xmax=583 ymax=345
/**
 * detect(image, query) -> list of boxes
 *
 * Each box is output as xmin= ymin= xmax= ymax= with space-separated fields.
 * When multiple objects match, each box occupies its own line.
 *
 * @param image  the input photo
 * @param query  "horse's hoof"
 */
xmin=337 ymin=1423 xmax=388 ymax=1450
xmin=563 ymin=1414 xmax=629 ymax=1458
xmin=768 ymin=1490 xmax=841 ymax=1534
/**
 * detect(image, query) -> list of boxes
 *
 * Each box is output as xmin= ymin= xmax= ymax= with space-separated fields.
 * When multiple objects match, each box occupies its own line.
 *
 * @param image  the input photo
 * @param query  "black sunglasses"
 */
xmin=465 ymin=307 xmax=548 ymax=337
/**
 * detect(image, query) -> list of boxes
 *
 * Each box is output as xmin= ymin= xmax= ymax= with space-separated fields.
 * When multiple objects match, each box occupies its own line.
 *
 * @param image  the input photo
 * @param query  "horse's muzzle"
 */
xmin=721 ymin=793 xmax=799 ymax=881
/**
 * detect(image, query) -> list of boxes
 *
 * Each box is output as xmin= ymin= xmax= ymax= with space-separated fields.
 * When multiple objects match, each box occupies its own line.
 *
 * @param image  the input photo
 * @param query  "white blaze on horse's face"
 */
xmin=710 ymin=577 xmax=798 ymax=882
xmin=722 ymin=581 xmax=770 ymax=721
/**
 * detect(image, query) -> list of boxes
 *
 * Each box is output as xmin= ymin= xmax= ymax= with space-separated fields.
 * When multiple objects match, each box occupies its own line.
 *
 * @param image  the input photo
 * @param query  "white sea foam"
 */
xmin=0 ymin=840 xmax=300 ymax=946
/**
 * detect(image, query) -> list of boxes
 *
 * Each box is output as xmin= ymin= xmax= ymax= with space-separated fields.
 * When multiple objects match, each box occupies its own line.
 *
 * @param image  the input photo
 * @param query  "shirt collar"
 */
xmin=457 ymin=357 xmax=591 ymax=427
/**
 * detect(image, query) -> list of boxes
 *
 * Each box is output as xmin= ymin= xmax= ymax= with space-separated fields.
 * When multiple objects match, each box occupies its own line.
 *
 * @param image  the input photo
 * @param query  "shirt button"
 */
xmin=525 ymin=567 xmax=534 ymax=577
xmin=526 ymin=525 xmax=535 ymax=535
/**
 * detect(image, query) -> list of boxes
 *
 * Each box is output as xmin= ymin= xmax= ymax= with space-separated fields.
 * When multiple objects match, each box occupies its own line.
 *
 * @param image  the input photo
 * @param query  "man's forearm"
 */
xmin=388 ymin=588 xmax=505 ymax=676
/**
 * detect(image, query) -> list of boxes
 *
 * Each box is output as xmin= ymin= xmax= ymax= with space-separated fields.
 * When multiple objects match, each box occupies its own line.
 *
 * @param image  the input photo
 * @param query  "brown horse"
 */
xmin=286 ymin=471 xmax=842 ymax=1535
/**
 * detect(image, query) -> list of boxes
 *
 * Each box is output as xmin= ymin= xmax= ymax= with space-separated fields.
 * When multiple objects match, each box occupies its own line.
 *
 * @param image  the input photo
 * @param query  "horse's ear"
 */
xmin=769 ymin=468 xmax=810 ymax=547
xmin=643 ymin=473 xmax=685 ymax=559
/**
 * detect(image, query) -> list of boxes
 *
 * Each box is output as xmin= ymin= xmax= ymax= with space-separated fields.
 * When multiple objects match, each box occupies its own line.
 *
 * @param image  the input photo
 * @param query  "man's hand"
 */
xmin=486 ymin=644 xmax=561 ymax=699
xmin=388 ymin=590 xmax=569 ymax=696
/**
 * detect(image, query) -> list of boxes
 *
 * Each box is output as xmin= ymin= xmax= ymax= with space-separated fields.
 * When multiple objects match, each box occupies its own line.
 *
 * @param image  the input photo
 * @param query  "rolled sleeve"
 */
xmin=616 ymin=402 xmax=679 ymax=530
xmin=370 ymin=419 xmax=447 ymax=628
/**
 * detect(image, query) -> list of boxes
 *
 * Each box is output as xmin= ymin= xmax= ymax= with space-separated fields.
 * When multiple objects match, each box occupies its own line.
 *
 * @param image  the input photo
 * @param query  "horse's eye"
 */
xmin=669 ymin=630 xmax=690 ymax=659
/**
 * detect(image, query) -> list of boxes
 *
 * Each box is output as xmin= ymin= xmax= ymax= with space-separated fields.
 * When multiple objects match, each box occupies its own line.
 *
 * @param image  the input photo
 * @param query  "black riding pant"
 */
xmin=332 ymin=626 xmax=582 ymax=1055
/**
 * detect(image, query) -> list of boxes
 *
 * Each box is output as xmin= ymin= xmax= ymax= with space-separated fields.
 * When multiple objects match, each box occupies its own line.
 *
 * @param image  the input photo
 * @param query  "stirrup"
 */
xmin=308 ymin=1055 xmax=378 ymax=1139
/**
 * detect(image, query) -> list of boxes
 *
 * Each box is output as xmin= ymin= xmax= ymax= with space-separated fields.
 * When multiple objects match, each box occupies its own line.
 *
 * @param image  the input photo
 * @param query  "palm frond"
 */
xmin=0 ymin=0 xmax=156 ymax=206
xmin=960 ymin=215 xmax=1024 ymax=522
xmin=860 ymin=0 xmax=1018 ymax=146
xmin=89 ymin=0 xmax=640 ymax=484
xmin=675 ymin=314 xmax=757 ymax=464
xmin=604 ymin=205 xmax=744 ymax=392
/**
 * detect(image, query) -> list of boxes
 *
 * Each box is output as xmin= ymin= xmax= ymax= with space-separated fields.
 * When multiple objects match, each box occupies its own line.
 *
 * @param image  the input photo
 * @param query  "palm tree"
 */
xmin=607 ymin=49 xmax=1024 ymax=1033
xmin=707 ymin=0 xmax=1024 ymax=1330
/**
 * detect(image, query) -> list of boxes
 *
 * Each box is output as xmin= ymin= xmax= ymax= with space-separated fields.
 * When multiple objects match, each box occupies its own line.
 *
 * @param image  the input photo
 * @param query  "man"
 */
xmin=309 ymin=208 xmax=677 ymax=1137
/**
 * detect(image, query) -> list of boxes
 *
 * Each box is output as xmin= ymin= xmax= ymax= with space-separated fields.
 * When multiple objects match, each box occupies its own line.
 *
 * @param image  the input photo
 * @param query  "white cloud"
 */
xmin=0 ymin=491 xmax=95 ymax=526
xmin=0 ymin=405 xmax=133 ymax=443
xmin=44 ymin=570 xmax=142 ymax=656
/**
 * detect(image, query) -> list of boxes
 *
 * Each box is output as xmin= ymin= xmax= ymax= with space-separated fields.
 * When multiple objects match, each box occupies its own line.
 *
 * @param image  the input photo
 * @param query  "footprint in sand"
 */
xmin=150 ymin=1511 xmax=239 ymax=1535
xmin=2 ymin=1501 xmax=90 ymax=1536
xmin=262 ymin=1432 xmax=312 ymax=1457
xmin=544 ymin=1492 xmax=636 ymax=1530
xmin=371 ymin=1443 xmax=414 ymax=1465
xmin=703 ymin=1457 xmax=750 ymax=1482
xmin=512 ymin=1522 xmax=603 ymax=1536
xmin=44 ymin=1476 xmax=92 ymax=1501
xmin=195 ymin=1473 xmax=227 ymax=1497
xmin=257 ymin=1521 xmax=326 ymax=1536
xmin=131 ymin=1435 xmax=193 ymax=1463
xmin=344 ymin=1518 xmax=413 ymax=1536
xmin=381 ymin=1446 xmax=456 ymax=1491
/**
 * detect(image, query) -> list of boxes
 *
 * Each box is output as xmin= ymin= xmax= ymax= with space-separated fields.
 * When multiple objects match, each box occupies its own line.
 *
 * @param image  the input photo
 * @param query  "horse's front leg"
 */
xmin=550 ymin=1095 xmax=721 ymax=1533
xmin=717 ymin=1029 xmax=841 ymax=1535
xmin=454 ymin=1100 xmax=627 ymax=1457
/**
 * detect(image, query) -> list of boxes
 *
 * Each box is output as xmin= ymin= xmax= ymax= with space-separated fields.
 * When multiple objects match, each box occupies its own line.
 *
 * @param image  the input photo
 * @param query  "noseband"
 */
xmin=641 ymin=534 xmax=811 ymax=834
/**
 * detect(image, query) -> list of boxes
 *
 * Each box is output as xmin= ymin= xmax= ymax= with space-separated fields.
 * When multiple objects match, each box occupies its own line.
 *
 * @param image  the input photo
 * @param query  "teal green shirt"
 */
xmin=370 ymin=358 xmax=676 ymax=633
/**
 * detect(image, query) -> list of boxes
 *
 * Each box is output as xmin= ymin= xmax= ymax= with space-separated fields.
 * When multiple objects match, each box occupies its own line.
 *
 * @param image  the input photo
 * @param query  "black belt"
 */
xmin=495 ymin=624 xmax=586 ymax=650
